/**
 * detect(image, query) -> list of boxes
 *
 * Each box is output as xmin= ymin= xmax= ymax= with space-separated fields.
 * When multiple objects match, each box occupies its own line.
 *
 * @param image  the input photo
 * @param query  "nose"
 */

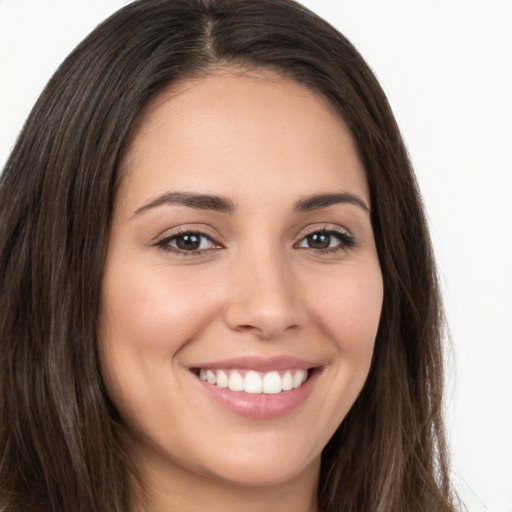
xmin=223 ymin=250 xmax=304 ymax=339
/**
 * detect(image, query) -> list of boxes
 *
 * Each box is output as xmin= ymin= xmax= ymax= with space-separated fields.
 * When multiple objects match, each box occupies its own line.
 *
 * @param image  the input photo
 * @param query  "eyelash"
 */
xmin=154 ymin=226 xmax=356 ymax=256
xmin=295 ymin=227 xmax=356 ymax=254
xmin=155 ymin=228 xmax=219 ymax=256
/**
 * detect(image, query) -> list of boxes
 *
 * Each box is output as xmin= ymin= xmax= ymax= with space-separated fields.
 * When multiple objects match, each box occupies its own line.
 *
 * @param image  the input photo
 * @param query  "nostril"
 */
xmin=234 ymin=322 xmax=299 ymax=340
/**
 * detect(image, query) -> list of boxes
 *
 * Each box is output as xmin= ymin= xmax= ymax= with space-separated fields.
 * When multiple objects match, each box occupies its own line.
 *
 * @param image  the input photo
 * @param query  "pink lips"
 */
xmin=190 ymin=356 xmax=320 ymax=419
xmin=193 ymin=355 xmax=318 ymax=372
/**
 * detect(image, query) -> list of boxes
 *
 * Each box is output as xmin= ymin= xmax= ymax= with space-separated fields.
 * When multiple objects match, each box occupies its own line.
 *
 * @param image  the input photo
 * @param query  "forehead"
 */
xmin=118 ymin=70 xmax=368 ymax=210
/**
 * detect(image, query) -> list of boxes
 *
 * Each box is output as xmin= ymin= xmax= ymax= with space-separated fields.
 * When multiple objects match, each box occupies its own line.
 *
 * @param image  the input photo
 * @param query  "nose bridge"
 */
xmin=224 ymin=242 xmax=302 ymax=338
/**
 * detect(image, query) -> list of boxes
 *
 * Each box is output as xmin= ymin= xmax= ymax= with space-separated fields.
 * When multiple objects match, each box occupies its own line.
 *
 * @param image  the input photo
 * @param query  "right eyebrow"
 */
xmin=133 ymin=191 xmax=237 ymax=217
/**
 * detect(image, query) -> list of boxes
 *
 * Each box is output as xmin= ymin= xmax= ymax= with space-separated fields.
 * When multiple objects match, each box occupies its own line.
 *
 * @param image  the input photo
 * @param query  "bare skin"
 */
xmin=99 ymin=70 xmax=383 ymax=512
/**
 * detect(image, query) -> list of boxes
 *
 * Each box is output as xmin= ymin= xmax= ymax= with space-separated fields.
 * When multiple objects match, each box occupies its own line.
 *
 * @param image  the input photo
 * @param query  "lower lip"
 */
xmin=193 ymin=370 xmax=319 ymax=419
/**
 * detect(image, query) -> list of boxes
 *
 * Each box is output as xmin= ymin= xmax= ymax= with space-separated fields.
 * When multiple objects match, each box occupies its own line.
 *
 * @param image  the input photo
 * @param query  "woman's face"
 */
xmin=99 ymin=71 xmax=383 ymax=490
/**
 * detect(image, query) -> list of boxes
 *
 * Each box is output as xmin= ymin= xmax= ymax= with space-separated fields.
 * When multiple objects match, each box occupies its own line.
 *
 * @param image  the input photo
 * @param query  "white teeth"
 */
xmin=244 ymin=371 xmax=263 ymax=393
xmin=198 ymin=368 xmax=309 ymax=394
xmin=228 ymin=371 xmax=244 ymax=391
xmin=206 ymin=370 xmax=216 ymax=384
xmin=282 ymin=371 xmax=293 ymax=391
xmin=262 ymin=371 xmax=282 ymax=394
xmin=292 ymin=369 xmax=306 ymax=389
xmin=216 ymin=370 xmax=228 ymax=388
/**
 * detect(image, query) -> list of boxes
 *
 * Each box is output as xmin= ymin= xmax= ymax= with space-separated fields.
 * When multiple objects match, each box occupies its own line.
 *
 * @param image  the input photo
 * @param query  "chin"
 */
xmin=199 ymin=451 xmax=320 ymax=489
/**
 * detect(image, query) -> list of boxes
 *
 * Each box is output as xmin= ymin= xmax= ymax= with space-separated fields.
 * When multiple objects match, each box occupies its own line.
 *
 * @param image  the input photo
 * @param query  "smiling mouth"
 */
xmin=194 ymin=368 xmax=310 ymax=394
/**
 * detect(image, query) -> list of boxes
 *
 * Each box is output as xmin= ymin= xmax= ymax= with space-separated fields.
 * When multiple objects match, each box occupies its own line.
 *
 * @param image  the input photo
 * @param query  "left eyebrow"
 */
xmin=293 ymin=193 xmax=370 ymax=214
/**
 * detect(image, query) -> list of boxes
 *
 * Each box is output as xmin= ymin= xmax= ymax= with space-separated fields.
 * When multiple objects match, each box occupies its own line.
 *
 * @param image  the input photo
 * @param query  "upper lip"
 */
xmin=190 ymin=355 xmax=321 ymax=372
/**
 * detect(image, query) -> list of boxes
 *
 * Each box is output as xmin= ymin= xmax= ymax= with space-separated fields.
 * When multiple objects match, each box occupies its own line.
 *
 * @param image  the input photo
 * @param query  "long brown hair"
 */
xmin=0 ymin=1 xmax=456 ymax=510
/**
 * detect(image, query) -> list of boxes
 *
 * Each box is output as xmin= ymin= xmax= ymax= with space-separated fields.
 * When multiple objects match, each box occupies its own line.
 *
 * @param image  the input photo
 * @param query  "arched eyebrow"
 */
xmin=133 ymin=192 xmax=237 ymax=216
xmin=133 ymin=191 xmax=369 ymax=216
xmin=294 ymin=193 xmax=370 ymax=214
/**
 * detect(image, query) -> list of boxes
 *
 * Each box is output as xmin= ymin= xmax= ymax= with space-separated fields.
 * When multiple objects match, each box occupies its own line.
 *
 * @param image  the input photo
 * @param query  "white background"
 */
xmin=1 ymin=1 xmax=511 ymax=511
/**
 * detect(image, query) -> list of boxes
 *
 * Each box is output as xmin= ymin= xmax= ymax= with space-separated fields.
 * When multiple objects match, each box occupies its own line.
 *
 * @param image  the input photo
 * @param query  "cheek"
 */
xmin=97 ymin=263 xmax=220 ymax=422
xmin=309 ymin=264 xmax=383 ymax=358
xmin=99 ymin=263 xmax=218 ymax=355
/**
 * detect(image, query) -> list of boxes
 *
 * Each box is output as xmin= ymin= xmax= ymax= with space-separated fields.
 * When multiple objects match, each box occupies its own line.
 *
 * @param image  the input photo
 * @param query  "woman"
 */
xmin=0 ymin=0 xmax=457 ymax=511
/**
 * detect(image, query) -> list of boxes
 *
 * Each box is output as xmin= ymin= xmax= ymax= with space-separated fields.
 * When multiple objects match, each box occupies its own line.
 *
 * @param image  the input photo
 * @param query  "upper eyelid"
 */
xmin=162 ymin=232 xmax=215 ymax=243
xmin=154 ymin=231 xmax=222 ymax=257
xmin=156 ymin=232 xmax=222 ymax=252
xmin=152 ymin=224 xmax=224 ymax=245
xmin=293 ymin=224 xmax=356 ymax=250
xmin=294 ymin=223 xmax=352 ymax=240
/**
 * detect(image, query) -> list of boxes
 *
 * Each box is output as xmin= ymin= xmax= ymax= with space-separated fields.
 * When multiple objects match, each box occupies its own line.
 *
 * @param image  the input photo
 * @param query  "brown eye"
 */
xmin=296 ymin=229 xmax=355 ymax=252
xmin=175 ymin=233 xmax=202 ymax=251
xmin=305 ymin=232 xmax=331 ymax=249
xmin=157 ymin=231 xmax=217 ymax=254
